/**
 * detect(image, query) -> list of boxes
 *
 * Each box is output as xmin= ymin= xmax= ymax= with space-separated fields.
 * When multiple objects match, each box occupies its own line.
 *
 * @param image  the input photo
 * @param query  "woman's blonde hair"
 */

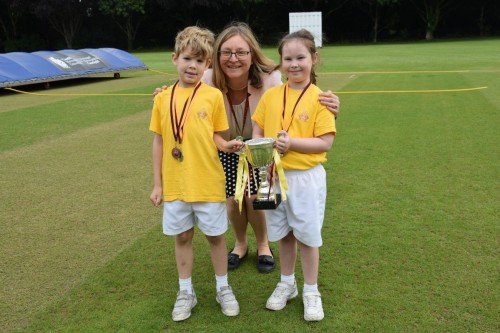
xmin=174 ymin=26 xmax=215 ymax=60
xmin=211 ymin=22 xmax=278 ymax=91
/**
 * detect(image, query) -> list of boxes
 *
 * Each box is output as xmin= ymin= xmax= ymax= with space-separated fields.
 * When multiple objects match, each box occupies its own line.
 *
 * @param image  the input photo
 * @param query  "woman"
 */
xmin=155 ymin=22 xmax=340 ymax=273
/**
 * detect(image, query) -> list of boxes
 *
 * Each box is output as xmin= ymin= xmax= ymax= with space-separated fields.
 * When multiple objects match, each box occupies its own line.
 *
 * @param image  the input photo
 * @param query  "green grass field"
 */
xmin=1 ymin=39 xmax=499 ymax=333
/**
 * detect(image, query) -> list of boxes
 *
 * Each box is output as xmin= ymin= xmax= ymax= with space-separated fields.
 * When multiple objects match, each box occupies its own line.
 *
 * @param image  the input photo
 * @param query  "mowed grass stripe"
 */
xmin=0 ymin=111 xmax=160 ymax=331
xmin=0 ymin=73 xmax=164 ymax=114
xmin=326 ymin=84 xmax=498 ymax=331
xmin=0 ymin=88 xmax=155 ymax=153
xmin=316 ymin=39 xmax=500 ymax=72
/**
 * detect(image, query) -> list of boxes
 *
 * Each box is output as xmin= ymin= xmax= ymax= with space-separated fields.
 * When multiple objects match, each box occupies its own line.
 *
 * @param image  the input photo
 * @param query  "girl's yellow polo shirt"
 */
xmin=252 ymin=83 xmax=336 ymax=170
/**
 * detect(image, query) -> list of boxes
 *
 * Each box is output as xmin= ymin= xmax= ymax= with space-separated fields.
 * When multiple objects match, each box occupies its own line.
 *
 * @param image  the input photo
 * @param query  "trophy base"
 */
xmin=253 ymin=193 xmax=282 ymax=210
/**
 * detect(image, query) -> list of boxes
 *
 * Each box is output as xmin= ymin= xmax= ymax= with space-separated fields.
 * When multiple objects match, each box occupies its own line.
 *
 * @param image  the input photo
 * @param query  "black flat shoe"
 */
xmin=228 ymin=248 xmax=248 ymax=271
xmin=257 ymin=249 xmax=275 ymax=273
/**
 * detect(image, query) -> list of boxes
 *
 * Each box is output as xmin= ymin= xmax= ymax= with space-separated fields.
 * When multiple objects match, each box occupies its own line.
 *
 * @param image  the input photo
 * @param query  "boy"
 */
xmin=149 ymin=26 xmax=243 ymax=321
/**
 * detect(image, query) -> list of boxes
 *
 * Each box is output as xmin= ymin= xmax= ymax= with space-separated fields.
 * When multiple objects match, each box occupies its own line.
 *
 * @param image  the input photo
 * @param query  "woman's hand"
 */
xmin=152 ymin=85 xmax=168 ymax=100
xmin=319 ymin=90 xmax=340 ymax=117
xmin=226 ymin=139 xmax=244 ymax=152
xmin=214 ymin=133 xmax=244 ymax=153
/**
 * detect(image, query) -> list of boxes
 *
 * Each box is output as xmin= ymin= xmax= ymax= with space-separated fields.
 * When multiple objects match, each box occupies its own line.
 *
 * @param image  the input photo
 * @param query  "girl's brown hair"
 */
xmin=277 ymin=29 xmax=318 ymax=85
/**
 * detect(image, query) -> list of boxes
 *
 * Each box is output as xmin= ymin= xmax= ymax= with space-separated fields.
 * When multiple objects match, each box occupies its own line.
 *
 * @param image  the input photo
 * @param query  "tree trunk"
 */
xmin=478 ymin=5 xmax=485 ymax=36
xmin=50 ymin=18 xmax=76 ymax=49
xmin=424 ymin=5 xmax=439 ymax=40
xmin=0 ymin=17 xmax=9 ymax=41
xmin=123 ymin=17 xmax=141 ymax=51
xmin=126 ymin=17 xmax=134 ymax=50
xmin=372 ymin=4 xmax=379 ymax=43
xmin=425 ymin=29 xmax=433 ymax=40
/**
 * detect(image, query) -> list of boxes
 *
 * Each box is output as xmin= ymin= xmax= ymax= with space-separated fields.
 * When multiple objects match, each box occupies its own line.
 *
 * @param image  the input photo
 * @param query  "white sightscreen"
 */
xmin=289 ymin=12 xmax=323 ymax=47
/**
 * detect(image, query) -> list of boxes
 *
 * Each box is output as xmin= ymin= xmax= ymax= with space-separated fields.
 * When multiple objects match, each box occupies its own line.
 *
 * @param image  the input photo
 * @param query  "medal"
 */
xmin=169 ymin=81 xmax=202 ymax=162
xmin=172 ymin=147 xmax=183 ymax=161
xmin=171 ymin=147 xmax=183 ymax=161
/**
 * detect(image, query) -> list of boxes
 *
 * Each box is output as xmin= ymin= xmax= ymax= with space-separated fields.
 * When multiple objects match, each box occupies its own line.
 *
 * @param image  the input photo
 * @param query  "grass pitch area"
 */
xmin=1 ymin=39 xmax=498 ymax=332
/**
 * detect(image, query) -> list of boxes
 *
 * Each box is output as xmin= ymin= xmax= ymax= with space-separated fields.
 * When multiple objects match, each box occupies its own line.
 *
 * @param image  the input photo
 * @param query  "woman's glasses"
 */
xmin=218 ymin=50 xmax=251 ymax=59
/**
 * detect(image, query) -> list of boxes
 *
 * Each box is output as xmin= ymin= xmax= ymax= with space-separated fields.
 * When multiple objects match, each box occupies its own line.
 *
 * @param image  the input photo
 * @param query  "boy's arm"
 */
xmin=150 ymin=133 xmax=163 ymax=206
xmin=213 ymin=132 xmax=244 ymax=153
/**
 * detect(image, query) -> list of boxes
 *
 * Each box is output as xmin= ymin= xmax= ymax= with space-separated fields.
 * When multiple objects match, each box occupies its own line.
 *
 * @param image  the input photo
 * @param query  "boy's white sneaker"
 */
xmin=172 ymin=290 xmax=197 ymax=321
xmin=216 ymin=286 xmax=240 ymax=316
xmin=266 ymin=281 xmax=298 ymax=311
xmin=303 ymin=290 xmax=324 ymax=321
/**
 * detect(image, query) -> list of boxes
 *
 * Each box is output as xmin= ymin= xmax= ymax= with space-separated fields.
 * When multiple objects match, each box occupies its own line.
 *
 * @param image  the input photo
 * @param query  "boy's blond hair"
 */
xmin=174 ymin=26 xmax=215 ymax=60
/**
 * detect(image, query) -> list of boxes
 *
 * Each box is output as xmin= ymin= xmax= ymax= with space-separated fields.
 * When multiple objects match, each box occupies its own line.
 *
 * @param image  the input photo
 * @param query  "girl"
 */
xmin=251 ymin=29 xmax=336 ymax=321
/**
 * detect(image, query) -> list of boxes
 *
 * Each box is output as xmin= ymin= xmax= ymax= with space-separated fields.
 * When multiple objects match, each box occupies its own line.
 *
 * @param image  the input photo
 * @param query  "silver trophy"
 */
xmin=245 ymin=138 xmax=282 ymax=209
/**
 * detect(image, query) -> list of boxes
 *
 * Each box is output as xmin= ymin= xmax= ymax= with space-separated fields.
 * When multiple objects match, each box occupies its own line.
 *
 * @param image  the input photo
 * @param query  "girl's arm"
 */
xmin=252 ymin=121 xmax=264 ymax=138
xmin=150 ymin=133 xmax=163 ymax=206
xmin=276 ymin=130 xmax=334 ymax=155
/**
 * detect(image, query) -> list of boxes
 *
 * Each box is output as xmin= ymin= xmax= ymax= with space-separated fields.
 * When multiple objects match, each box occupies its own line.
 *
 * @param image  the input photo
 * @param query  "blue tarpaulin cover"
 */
xmin=0 ymin=48 xmax=147 ymax=88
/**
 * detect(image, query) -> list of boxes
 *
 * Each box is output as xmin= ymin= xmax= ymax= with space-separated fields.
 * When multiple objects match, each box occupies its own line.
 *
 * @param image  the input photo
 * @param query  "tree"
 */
xmin=32 ymin=0 xmax=91 ymax=48
xmin=357 ymin=0 xmax=400 ymax=42
xmin=98 ymin=0 xmax=146 ymax=50
xmin=155 ymin=0 xmax=232 ymax=27
xmin=321 ymin=0 xmax=351 ymax=19
xmin=234 ymin=0 xmax=265 ymax=24
xmin=0 ymin=0 xmax=25 ymax=42
xmin=475 ymin=0 xmax=500 ymax=36
xmin=410 ymin=0 xmax=454 ymax=40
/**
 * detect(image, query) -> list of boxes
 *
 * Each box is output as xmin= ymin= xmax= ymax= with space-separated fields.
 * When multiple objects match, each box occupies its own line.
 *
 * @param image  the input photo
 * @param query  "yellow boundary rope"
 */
xmin=4 ymin=87 xmax=151 ymax=96
xmin=3 ymin=85 xmax=488 ymax=96
xmin=320 ymin=70 xmax=471 ymax=75
xmin=1 ymin=68 xmax=489 ymax=96
xmin=335 ymin=86 xmax=488 ymax=94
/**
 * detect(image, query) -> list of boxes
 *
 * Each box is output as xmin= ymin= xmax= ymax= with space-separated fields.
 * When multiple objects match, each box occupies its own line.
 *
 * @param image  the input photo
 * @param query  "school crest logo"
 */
xmin=298 ymin=110 xmax=309 ymax=122
xmin=197 ymin=108 xmax=208 ymax=120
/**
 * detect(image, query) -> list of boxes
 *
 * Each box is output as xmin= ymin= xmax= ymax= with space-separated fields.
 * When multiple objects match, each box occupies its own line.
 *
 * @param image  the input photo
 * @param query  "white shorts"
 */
xmin=265 ymin=164 xmax=326 ymax=247
xmin=162 ymin=201 xmax=228 ymax=236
